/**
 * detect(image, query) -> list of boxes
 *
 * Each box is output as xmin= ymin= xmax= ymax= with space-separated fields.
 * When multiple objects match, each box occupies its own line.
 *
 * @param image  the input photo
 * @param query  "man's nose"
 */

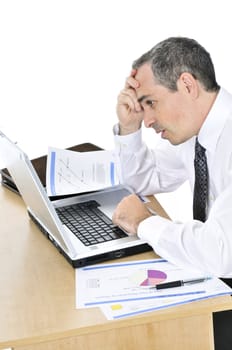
xmin=143 ymin=112 xmax=155 ymax=128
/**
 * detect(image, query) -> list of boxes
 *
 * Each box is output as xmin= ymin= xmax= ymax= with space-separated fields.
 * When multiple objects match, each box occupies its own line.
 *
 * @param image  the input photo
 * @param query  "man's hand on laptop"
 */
xmin=112 ymin=194 xmax=153 ymax=235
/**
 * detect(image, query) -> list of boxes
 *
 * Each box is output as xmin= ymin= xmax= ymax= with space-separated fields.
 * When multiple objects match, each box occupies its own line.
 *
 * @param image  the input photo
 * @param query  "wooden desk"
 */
xmin=1 ymin=185 xmax=232 ymax=350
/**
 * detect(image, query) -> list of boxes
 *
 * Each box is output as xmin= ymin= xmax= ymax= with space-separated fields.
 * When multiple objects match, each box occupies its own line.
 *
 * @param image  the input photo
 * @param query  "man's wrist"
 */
xmin=119 ymin=124 xmax=141 ymax=136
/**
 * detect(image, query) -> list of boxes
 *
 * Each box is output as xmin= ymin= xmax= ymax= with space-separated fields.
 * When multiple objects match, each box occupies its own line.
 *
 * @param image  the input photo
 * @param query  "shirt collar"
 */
xmin=198 ymin=87 xmax=231 ymax=154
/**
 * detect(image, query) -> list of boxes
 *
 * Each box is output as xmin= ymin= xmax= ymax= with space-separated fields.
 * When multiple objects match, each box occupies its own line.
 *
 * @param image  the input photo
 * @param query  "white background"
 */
xmin=0 ymin=0 xmax=231 ymax=221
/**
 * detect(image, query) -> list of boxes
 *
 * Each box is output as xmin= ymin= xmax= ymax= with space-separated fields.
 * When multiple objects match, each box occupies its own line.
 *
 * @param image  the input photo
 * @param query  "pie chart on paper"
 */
xmin=140 ymin=269 xmax=167 ymax=287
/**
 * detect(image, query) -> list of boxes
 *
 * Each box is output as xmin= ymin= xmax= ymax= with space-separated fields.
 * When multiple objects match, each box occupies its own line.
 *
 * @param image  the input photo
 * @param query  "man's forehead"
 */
xmin=134 ymin=64 xmax=157 ymax=102
xmin=134 ymin=63 xmax=154 ymax=82
xmin=134 ymin=64 xmax=171 ymax=102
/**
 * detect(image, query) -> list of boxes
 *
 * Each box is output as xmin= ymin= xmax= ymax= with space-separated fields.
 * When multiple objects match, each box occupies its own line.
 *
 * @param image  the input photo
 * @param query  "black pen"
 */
xmin=150 ymin=277 xmax=211 ymax=290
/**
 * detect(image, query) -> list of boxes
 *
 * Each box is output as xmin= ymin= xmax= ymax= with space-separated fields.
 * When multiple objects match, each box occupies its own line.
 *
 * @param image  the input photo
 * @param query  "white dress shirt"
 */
xmin=114 ymin=87 xmax=232 ymax=277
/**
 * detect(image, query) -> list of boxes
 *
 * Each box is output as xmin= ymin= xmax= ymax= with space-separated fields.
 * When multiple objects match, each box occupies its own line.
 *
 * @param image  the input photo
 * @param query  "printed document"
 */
xmin=46 ymin=147 xmax=119 ymax=196
xmin=75 ymin=259 xmax=232 ymax=320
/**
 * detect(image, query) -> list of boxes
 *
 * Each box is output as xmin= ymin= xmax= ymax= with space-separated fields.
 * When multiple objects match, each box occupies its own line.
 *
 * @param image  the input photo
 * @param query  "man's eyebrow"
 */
xmin=137 ymin=95 xmax=149 ymax=103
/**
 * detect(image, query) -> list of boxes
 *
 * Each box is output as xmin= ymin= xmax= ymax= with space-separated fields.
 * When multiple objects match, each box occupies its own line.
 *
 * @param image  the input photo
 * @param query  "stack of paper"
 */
xmin=75 ymin=259 xmax=232 ymax=320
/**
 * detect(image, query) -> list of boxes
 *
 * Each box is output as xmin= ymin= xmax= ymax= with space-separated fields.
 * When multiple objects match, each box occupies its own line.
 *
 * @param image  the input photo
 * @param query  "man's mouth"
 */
xmin=151 ymin=123 xmax=167 ymax=138
xmin=152 ymin=125 xmax=165 ymax=134
xmin=161 ymin=130 xmax=166 ymax=138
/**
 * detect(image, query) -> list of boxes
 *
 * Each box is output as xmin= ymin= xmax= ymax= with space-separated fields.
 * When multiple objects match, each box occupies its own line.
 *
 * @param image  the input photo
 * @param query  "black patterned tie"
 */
xmin=193 ymin=138 xmax=208 ymax=222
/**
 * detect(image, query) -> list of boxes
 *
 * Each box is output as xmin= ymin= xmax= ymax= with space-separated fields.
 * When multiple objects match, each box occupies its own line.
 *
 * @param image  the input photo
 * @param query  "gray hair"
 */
xmin=132 ymin=37 xmax=220 ymax=92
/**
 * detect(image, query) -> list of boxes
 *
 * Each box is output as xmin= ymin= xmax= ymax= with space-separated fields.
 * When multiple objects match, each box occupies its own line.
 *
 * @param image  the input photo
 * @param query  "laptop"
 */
xmin=0 ymin=131 xmax=151 ymax=267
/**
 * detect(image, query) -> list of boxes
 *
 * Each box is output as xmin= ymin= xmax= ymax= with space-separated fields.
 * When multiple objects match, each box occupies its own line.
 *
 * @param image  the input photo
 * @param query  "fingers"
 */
xmin=112 ymin=194 xmax=152 ymax=235
xmin=117 ymin=87 xmax=141 ymax=113
xmin=116 ymin=69 xmax=143 ymax=135
xmin=125 ymin=69 xmax=139 ymax=90
xmin=123 ymin=69 xmax=141 ymax=111
xmin=112 ymin=195 xmax=135 ymax=234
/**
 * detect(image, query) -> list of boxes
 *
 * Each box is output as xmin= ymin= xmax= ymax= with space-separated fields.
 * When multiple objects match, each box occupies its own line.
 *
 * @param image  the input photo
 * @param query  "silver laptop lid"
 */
xmin=0 ymin=131 xmax=71 ymax=253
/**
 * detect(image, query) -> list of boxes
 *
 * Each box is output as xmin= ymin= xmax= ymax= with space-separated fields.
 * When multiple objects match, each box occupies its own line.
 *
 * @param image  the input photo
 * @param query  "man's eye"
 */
xmin=146 ymin=100 xmax=155 ymax=108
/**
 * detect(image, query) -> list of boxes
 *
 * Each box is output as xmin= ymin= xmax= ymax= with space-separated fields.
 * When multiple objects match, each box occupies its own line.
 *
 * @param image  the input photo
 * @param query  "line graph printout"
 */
xmin=46 ymin=147 xmax=119 ymax=196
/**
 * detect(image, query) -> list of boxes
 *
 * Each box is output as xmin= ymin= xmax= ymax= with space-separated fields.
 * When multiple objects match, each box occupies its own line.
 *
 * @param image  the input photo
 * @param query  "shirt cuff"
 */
xmin=137 ymin=215 xmax=172 ymax=245
xmin=113 ymin=123 xmax=143 ymax=152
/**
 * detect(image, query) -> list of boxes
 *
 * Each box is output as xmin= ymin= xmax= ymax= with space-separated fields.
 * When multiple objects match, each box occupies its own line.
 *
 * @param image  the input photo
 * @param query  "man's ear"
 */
xmin=178 ymin=72 xmax=198 ymax=98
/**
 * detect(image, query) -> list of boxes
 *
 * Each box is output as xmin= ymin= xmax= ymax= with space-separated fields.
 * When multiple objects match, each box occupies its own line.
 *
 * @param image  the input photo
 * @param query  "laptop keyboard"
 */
xmin=56 ymin=200 xmax=127 ymax=246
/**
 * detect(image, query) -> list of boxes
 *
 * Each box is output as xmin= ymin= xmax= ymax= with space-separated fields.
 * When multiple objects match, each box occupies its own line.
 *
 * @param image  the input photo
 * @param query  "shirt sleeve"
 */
xmin=113 ymin=124 xmax=188 ymax=196
xmin=138 ymin=189 xmax=232 ymax=277
xmin=113 ymin=124 xmax=232 ymax=277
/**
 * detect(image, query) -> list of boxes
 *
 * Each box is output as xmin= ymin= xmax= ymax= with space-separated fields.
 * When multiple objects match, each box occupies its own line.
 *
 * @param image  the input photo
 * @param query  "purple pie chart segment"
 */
xmin=140 ymin=269 xmax=167 ymax=286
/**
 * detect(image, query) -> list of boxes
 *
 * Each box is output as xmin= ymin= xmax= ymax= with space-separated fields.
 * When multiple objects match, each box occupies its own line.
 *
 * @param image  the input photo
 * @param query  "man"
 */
xmin=112 ymin=37 xmax=232 ymax=349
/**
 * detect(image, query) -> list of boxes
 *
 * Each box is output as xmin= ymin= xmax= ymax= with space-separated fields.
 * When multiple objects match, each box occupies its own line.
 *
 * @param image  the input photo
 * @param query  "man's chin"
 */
xmin=161 ymin=132 xmax=181 ymax=145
